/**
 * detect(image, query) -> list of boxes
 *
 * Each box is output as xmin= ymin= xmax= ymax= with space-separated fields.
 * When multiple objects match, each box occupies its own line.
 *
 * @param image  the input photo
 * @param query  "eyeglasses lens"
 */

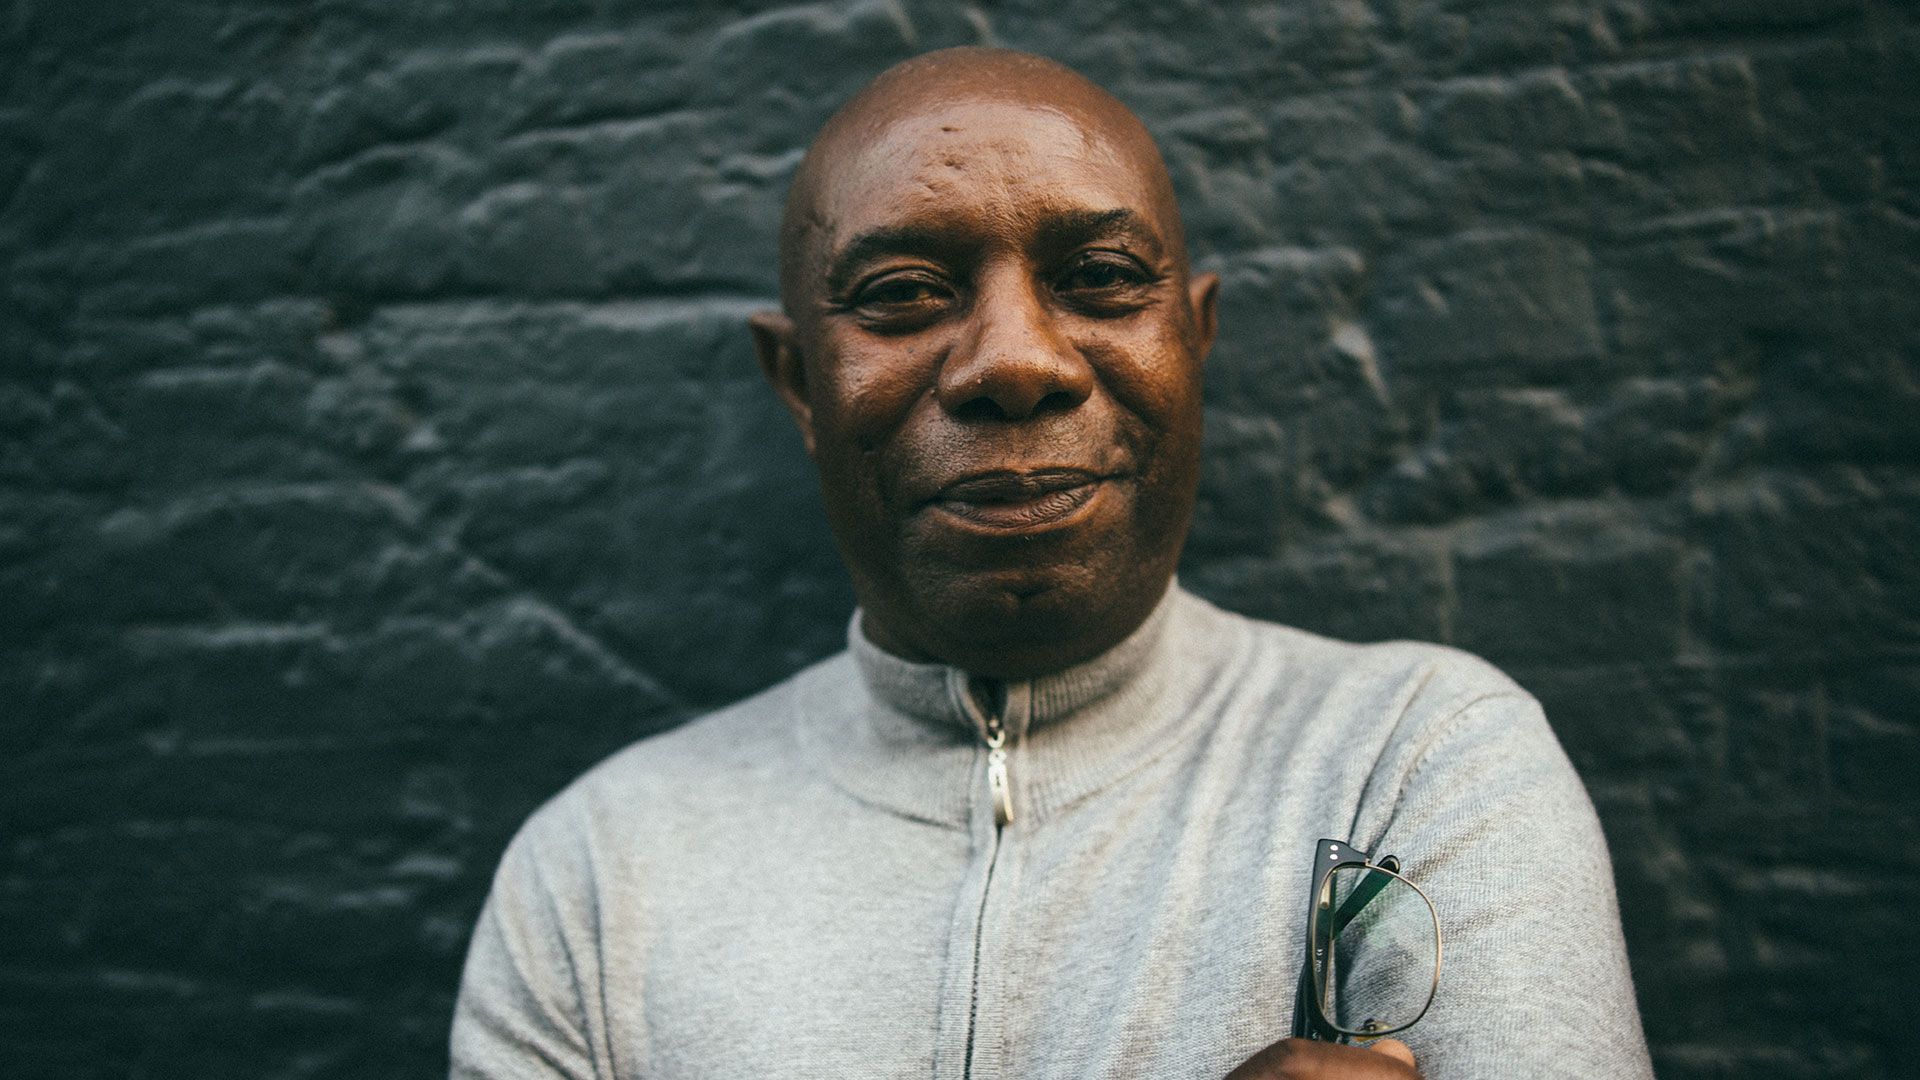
xmin=1315 ymin=864 xmax=1439 ymax=1038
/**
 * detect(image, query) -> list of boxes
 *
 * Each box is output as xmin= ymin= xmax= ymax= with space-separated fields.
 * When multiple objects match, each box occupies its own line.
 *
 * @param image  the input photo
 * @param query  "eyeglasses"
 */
xmin=1291 ymin=838 xmax=1442 ymax=1043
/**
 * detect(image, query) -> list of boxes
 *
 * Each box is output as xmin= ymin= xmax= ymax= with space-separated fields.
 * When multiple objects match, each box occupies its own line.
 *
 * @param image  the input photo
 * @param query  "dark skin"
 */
xmin=752 ymin=48 xmax=1422 ymax=1079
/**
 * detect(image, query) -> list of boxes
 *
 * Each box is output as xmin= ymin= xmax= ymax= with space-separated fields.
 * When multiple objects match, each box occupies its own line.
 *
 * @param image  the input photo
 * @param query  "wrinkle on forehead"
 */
xmin=824 ymin=102 xmax=1135 ymax=227
xmin=779 ymin=48 xmax=1186 ymax=311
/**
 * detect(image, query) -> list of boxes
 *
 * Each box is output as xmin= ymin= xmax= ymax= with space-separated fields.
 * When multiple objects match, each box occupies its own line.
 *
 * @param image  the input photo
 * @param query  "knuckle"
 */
xmin=1261 ymin=1039 xmax=1307 ymax=1078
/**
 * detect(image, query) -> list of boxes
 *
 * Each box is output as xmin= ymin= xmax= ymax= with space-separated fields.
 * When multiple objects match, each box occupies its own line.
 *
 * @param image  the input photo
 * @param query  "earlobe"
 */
xmin=1188 ymin=272 xmax=1221 ymax=362
xmin=748 ymin=310 xmax=816 ymax=456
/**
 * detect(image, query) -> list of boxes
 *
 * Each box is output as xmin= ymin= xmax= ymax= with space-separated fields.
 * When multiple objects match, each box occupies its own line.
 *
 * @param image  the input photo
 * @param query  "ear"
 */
xmin=1187 ymin=271 xmax=1220 ymax=363
xmin=749 ymin=310 xmax=815 ymax=457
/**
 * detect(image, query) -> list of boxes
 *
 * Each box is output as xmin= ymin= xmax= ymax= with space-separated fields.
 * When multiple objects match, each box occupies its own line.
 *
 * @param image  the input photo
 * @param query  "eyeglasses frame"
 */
xmin=1290 ymin=837 xmax=1443 ymax=1043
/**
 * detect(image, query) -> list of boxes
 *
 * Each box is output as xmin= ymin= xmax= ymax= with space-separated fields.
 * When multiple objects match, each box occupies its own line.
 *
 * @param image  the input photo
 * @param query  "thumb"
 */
xmin=1366 ymin=1038 xmax=1416 ymax=1068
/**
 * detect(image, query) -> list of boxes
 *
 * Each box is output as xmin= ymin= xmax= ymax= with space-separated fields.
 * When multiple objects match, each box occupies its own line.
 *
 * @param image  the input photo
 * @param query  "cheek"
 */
xmin=815 ymin=336 xmax=942 ymax=449
xmin=1073 ymin=322 xmax=1203 ymax=432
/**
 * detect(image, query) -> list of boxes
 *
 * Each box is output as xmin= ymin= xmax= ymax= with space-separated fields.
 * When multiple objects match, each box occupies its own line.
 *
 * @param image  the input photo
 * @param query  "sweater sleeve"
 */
xmin=449 ymin=815 xmax=600 ymax=1080
xmin=1368 ymin=692 xmax=1654 ymax=1080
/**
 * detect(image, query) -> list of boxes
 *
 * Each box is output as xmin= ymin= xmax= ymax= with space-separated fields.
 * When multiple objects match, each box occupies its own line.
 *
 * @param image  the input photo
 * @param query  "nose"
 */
xmin=936 ymin=267 xmax=1095 ymax=421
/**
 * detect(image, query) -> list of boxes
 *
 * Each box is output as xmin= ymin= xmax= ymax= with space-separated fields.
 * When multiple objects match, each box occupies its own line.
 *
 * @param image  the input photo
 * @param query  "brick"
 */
xmin=1360 ymin=377 xmax=1721 ymax=521
xmin=6 ymin=483 xmax=427 ymax=634
xmin=1452 ymin=509 xmax=1691 ymax=667
xmin=1826 ymin=663 xmax=1920 ymax=815
xmin=1518 ymin=660 xmax=1721 ymax=790
xmin=299 ymin=49 xmax=526 ymax=171
xmin=1167 ymin=0 xmax=1376 ymax=73
xmin=1692 ymin=470 xmax=1920 ymax=656
xmin=1583 ymin=377 xmax=1720 ymax=495
xmin=1184 ymin=535 xmax=1449 ymax=643
xmin=480 ymin=120 xmax=792 ymax=292
xmin=1599 ymin=206 xmax=1853 ymax=361
xmin=1363 ymin=386 xmax=1602 ymax=524
xmin=1419 ymin=69 xmax=1594 ymax=158
xmin=39 ymin=77 xmax=294 ymax=240
xmin=693 ymin=0 xmax=918 ymax=128
xmin=81 ymin=219 xmax=303 ymax=317
xmin=1575 ymin=55 xmax=1774 ymax=214
xmin=1157 ymin=107 xmax=1284 ymax=253
xmin=510 ymin=31 xmax=690 ymax=132
xmin=454 ymin=181 xmax=606 ymax=295
xmin=1 ymin=379 xmax=136 ymax=490
xmin=1628 ymin=0 xmax=1868 ymax=37
xmin=1261 ymin=119 xmax=1447 ymax=246
xmin=294 ymin=145 xmax=480 ymax=298
xmin=1203 ymin=245 xmax=1371 ymax=407
xmin=353 ymin=299 xmax=763 ymax=463
xmin=1191 ymin=409 xmax=1317 ymax=556
xmin=41 ymin=311 xmax=246 ymax=381
xmin=1374 ymin=229 xmax=1603 ymax=379
xmin=1719 ymin=672 xmax=1832 ymax=815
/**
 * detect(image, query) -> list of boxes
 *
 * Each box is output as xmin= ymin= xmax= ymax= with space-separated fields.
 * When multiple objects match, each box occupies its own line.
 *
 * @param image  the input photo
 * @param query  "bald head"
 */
xmin=778 ymin=48 xmax=1188 ymax=314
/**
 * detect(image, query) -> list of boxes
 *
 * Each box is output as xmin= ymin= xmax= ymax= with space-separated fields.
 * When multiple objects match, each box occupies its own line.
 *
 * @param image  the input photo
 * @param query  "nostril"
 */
xmin=949 ymin=383 xmax=1082 ymax=423
xmin=1032 ymin=388 xmax=1080 ymax=415
xmin=951 ymin=396 xmax=1009 ymax=423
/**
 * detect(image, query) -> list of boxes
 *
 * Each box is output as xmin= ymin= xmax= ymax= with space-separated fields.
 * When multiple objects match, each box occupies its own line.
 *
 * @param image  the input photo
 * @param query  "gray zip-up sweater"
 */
xmin=451 ymin=587 xmax=1653 ymax=1079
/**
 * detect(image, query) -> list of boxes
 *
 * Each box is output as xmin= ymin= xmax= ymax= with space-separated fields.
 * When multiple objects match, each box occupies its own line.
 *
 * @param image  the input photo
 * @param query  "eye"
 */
xmin=859 ymin=275 xmax=945 ymax=307
xmin=1054 ymin=252 xmax=1156 ymax=312
xmin=1058 ymin=257 xmax=1143 ymax=291
xmin=846 ymin=270 xmax=955 ymax=331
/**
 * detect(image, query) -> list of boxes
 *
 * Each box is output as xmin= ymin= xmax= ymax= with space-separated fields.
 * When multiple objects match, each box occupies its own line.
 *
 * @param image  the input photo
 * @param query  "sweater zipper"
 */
xmin=984 ymin=707 xmax=1014 ymax=827
xmin=963 ymin=699 xmax=1012 ymax=1079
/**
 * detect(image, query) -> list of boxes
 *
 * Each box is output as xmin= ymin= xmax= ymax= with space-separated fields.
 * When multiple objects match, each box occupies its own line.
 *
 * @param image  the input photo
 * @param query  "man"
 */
xmin=451 ymin=48 xmax=1653 ymax=1079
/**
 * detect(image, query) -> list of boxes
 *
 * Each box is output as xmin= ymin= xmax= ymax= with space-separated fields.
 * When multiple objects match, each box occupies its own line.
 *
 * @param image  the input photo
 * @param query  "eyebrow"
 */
xmin=821 ymin=207 xmax=1169 ymax=298
xmin=823 ymin=224 xmax=966 ymax=299
xmin=1040 ymin=208 xmax=1163 ymax=256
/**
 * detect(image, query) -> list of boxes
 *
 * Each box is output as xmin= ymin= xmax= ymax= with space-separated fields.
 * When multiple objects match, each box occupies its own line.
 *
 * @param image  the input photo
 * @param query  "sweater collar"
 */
xmin=847 ymin=581 xmax=1181 ymax=744
xmin=798 ymin=584 xmax=1241 ymax=829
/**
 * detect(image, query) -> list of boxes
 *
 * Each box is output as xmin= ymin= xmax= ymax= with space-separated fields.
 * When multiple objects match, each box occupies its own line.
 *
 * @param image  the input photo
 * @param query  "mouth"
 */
xmin=927 ymin=468 xmax=1113 ymax=532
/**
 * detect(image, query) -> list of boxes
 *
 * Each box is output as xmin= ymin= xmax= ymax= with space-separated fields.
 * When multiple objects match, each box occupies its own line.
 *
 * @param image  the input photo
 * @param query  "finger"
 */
xmin=1366 ymin=1038 xmax=1416 ymax=1068
xmin=1224 ymin=1036 xmax=1419 ymax=1079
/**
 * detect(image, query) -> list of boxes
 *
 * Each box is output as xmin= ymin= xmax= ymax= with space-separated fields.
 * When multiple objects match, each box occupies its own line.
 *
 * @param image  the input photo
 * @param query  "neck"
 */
xmin=855 ymin=576 xmax=1178 ymax=680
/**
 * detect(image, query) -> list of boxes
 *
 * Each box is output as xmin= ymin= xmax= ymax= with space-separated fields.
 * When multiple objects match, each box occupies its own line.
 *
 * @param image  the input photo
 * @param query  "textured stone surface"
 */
xmin=4 ymin=2 xmax=1917 ymax=1077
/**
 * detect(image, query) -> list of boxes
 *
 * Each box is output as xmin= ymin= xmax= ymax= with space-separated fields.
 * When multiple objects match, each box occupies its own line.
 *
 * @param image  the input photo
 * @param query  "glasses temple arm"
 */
xmin=1328 ymin=856 xmax=1400 ymax=939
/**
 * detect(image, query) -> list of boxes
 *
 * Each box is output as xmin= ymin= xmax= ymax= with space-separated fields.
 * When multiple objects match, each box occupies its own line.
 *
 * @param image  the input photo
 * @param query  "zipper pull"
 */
xmin=984 ymin=713 xmax=1014 ymax=827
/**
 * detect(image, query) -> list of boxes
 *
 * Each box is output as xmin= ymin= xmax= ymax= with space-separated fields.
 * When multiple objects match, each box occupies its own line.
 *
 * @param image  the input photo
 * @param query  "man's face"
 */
xmin=757 ymin=95 xmax=1217 ymax=677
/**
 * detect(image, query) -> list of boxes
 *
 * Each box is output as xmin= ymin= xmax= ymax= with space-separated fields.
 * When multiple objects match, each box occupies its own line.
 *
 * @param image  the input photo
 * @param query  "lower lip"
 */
xmin=931 ymin=480 xmax=1106 ymax=533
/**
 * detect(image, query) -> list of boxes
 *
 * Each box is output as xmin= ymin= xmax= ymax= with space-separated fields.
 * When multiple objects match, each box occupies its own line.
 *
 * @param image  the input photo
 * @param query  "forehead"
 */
xmin=811 ymin=98 xmax=1168 ymax=249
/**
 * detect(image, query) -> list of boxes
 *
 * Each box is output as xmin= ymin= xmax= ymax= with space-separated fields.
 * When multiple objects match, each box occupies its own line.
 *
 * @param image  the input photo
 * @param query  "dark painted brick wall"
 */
xmin=4 ymin=2 xmax=1916 ymax=1077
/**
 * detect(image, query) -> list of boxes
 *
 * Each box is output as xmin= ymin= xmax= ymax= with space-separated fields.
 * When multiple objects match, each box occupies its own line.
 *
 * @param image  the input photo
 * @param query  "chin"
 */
xmin=890 ymin=551 xmax=1171 ymax=678
xmin=845 ymin=475 xmax=1191 ymax=676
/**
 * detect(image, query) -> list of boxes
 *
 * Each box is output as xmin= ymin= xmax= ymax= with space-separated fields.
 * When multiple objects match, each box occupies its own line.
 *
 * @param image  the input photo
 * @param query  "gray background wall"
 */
xmin=4 ymin=1 xmax=1917 ymax=1077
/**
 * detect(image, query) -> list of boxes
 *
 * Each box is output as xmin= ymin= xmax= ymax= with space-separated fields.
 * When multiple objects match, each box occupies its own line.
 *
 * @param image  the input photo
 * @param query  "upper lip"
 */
xmin=932 ymin=468 xmax=1108 ymax=504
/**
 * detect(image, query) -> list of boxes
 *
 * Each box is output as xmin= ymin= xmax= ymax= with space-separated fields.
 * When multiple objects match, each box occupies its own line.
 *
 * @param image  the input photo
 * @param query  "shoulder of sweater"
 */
xmin=1184 ymin=598 xmax=1579 ymax=847
xmin=508 ymin=648 xmax=854 ymax=849
xmin=1178 ymin=591 xmax=1542 ymax=747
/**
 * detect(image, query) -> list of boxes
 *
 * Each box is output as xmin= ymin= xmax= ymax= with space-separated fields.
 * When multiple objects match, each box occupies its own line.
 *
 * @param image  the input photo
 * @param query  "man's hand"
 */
xmin=1224 ymin=1037 xmax=1419 ymax=1079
